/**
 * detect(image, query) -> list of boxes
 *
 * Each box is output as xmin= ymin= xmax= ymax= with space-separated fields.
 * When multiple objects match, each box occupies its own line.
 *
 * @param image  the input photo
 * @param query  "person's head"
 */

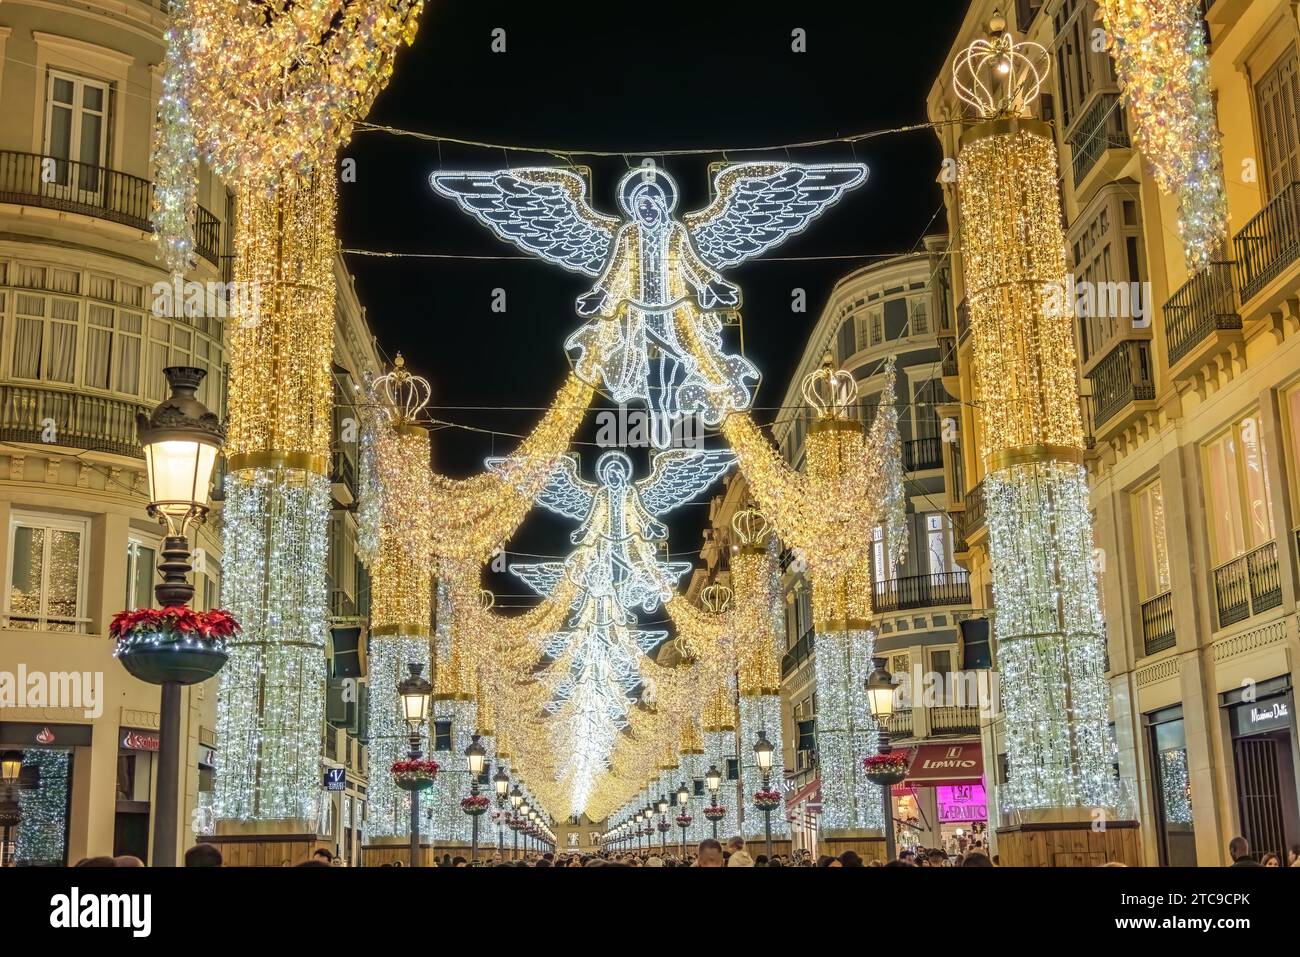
xmin=294 ymin=858 xmax=331 ymax=867
xmin=754 ymin=854 xmax=768 ymax=867
xmin=960 ymin=850 xmax=993 ymax=867
xmin=185 ymin=843 xmax=223 ymax=868
xmin=313 ymin=848 xmax=334 ymax=864
xmin=696 ymin=842 xmax=728 ymax=868
xmin=926 ymin=848 xmax=949 ymax=866
xmin=838 ymin=850 xmax=863 ymax=867
xmin=816 ymin=855 xmax=835 ymax=868
xmin=884 ymin=859 xmax=912 ymax=867
xmin=769 ymin=857 xmax=784 ymax=868
xmin=74 ymin=856 xmax=118 ymax=867
xmin=645 ymin=855 xmax=664 ymax=867
xmin=1261 ymin=852 xmax=1281 ymax=867
xmin=726 ymin=835 xmax=745 ymax=853
xmin=1289 ymin=844 xmax=1300 ymax=865
xmin=1229 ymin=836 xmax=1250 ymax=861
xmin=452 ymin=856 xmax=467 ymax=867
xmin=899 ymin=850 xmax=915 ymax=864
xmin=113 ymin=855 xmax=144 ymax=867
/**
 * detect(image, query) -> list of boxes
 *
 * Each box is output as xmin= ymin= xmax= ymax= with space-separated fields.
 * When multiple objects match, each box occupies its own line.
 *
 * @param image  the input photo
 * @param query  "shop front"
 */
xmin=1144 ymin=704 xmax=1196 ymax=866
xmin=1221 ymin=676 xmax=1298 ymax=862
xmin=115 ymin=727 xmax=159 ymax=860
xmin=0 ymin=722 xmax=91 ymax=866
xmin=895 ymin=742 xmax=987 ymax=856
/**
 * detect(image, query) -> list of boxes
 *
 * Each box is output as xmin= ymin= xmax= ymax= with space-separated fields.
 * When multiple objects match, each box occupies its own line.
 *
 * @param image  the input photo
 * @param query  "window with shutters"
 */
xmin=1051 ymin=0 xmax=1118 ymax=133
xmin=1254 ymin=45 xmax=1300 ymax=200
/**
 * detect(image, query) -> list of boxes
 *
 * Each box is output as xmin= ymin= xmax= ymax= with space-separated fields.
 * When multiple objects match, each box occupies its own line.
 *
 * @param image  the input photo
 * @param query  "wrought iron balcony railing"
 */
xmin=872 ymin=570 xmax=971 ymax=613
xmin=904 ymin=435 xmax=944 ymax=472
xmin=1140 ymin=589 xmax=1175 ymax=656
xmin=1068 ymin=92 xmax=1130 ymax=187
xmin=0 ymin=384 xmax=149 ymax=458
xmin=1164 ymin=260 xmax=1240 ymax=366
xmin=1088 ymin=339 xmax=1155 ymax=429
xmin=0 ymin=149 xmax=222 ymax=266
xmin=1213 ymin=541 xmax=1281 ymax=631
xmin=1234 ymin=181 xmax=1300 ymax=304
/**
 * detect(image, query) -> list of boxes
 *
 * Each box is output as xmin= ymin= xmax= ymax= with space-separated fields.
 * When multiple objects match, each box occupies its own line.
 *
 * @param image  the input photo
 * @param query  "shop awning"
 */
xmin=905 ymin=743 xmax=983 ymax=787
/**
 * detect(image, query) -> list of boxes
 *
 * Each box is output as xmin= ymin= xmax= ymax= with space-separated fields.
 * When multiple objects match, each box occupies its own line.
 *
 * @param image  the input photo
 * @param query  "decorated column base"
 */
xmin=201 ymin=819 xmax=333 ymax=867
xmin=995 ymin=819 xmax=1142 ymax=867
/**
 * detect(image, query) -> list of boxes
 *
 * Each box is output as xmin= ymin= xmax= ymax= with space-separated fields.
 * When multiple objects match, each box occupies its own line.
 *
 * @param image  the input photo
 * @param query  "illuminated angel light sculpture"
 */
xmin=495 ymin=449 xmax=735 ymax=614
xmin=501 ymin=449 xmax=733 ymax=814
xmin=432 ymin=164 xmax=867 ymax=445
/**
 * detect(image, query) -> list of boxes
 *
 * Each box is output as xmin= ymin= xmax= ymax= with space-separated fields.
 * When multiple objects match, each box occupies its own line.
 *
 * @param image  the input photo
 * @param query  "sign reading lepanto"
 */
xmin=431 ymin=163 xmax=867 ymax=447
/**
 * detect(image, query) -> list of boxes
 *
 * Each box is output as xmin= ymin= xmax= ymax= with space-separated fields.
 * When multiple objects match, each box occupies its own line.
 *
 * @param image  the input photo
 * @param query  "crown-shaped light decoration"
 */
xmin=953 ymin=11 xmax=1049 ymax=119
xmin=731 ymin=507 xmax=771 ymax=548
xmin=700 ymin=583 xmax=733 ymax=614
xmin=801 ymin=353 xmax=858 ymax=420
xmin=373 ymin=353 xmax=432 ymax=424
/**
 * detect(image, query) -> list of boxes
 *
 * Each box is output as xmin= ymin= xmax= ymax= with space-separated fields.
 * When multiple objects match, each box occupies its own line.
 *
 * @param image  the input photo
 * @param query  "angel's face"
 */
xmin=597 ymin=452 xmax=632 ymax=489
xmin=635 ymin=194 xmax=664 ymax=227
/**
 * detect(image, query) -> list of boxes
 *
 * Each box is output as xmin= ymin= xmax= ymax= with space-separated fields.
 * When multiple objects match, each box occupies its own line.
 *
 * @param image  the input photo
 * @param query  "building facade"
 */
xmin=0 ymin=0 xmax=379 ymax=865
xmin=930 ymin=0 xmax=1300 ymax=865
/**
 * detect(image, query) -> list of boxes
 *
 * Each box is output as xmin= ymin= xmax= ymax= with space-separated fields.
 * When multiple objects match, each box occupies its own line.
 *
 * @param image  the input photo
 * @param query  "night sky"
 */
xmin=337 ymin=1 xmax=971 ymax=598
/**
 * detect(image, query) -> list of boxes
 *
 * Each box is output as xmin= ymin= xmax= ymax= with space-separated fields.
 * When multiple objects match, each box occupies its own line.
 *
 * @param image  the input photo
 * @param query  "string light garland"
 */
xmin=954 ymin=25 xmax=1119 ymax=815
xmin=1097 ymin=0 xmax=1228 ymax=270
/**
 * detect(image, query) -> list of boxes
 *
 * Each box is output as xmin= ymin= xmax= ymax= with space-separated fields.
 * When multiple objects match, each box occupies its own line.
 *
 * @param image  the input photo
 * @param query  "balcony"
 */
xmin=1234 ymin=181 xmax=1300 ymax=305
xmin=1088 ymin=339 xmax=1155 ymax=431
xmin=780 ymin=627 xmax=815 ymax=679
xmin=1213 ymin=541 xmax=1282 ymax=631
xmin=929 ymin=705 xmax=981 ymax=736
xmin=331 ymin=449 xmax=357 ymax=506
xmin=939 ymin=335 xmax=959 ymax=379
xmin=887 ymin=708 xmax=914 ymax=739
xmin=0 ymin=384 xmax=149 ymax=458
xmin=873 ymin=571 xmax=971 ymax=613
xmin=1067 ymin=92 xmax=1131 ymax=190
xmin=1163 ymin=260 xmax=1241 ymax=373
xmin=1140 ymin=590 xmax=1175 ymax=656
xmin=904 ymin=436 xmax=944 ymax=472
xmin=955 ymin=478 xmax=986 ymax=552
xmin=0 ymin=150 xmax=222 ymax=267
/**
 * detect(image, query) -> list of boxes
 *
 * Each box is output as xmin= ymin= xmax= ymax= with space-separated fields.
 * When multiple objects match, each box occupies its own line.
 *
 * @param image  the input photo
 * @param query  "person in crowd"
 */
xmin=73 ymin=857 xmax=118 ymax=867
xmin=815 ymin=855 xmax=835 ymax=867
xmin=926 ymin=848 xmax=950 ymax=867
xmin=961 ymin=850 xmax=993 ymax=866
xmin=295 ymin=857 xmax=331 ymax=867
xmin=1289 ymin=844 xmax=1300 ymax=867
xmin=114 ymin=855 xmax=144 ymax=867
xmin=1260 ymin=852 xmax=1281 ymax=867
xmin=884 ymin=859 xmax=912 ymax=867
xmin=1228 ymin=836 xmax=1260 ymax=866
xmin=838 ymin=850 xmax=863 ymax=867
xmin=645 ymin=855 xmax=664 ymax=867
xmin=726 ymin=835 xmax=754 ymax=867
xmin=768 ymin=856 xmax=784 ymax=868
xmin=898 ymin=850 xmax=916 ymax=865
xmin=185 ymin=843 xmax=223 ymax=868
xmin=754 ymin=854 xmax=768 ymax=866
xmin=312 ymin=848 xmax=334 ymax=865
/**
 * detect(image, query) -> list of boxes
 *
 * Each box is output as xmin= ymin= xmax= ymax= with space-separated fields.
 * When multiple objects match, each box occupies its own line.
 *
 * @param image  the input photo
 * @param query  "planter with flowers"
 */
xmin=656 ymin=817 xmax=670 ymax=833
xmin=703 ymin=804 xmax=727 ymax=822
xmin=460 ymin=793 xmax=491 ymax=817
xmin=391 ymin=759 xmax=439 ymax=792
xmin=675 ymin=813 xmax=693 ymax=829
xmin=753 ymin=789 xmax=783 ymax=812
xmin=507 ymin=815 xmax=524 ymax=831
xmin=111 ymin=607 xmax=238 ymax=685
xmin=863 ymin=750 xmax=911 ymax=786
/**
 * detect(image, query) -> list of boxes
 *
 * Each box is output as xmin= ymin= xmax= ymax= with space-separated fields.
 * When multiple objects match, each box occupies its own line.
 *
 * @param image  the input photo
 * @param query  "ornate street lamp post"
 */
xmin=397 ymin=662 xmax=433 ymax=867
xmin=118 ymin=367 xmax=225 ymax=867
xmin=705 ymin=763 xmax=723 ymax=840
xmin=509 ymin=785 xmax=523 ymax=859
xmin=493 ymin=765 xmax=510 ymax=857
xmin=656 ymin=795 xmax=669 ymax=854
xmin=754 ymin=729 xmax=776 ymax=860
xmin=865 ymin=657 xmax=900 ymax=863
xmin=675 ymin=781 xmax=690 ymax=860
xmin=465 ymin=734 xmax=487 ymax=864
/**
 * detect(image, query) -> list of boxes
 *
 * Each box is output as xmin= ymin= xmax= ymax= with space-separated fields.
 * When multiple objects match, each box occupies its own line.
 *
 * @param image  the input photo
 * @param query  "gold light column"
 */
xmin=954 ymin=28 xmax=1118 ymax=814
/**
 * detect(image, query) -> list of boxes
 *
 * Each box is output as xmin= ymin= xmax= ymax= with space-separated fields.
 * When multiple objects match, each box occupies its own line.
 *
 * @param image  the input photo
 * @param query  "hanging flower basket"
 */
xmin=863 ymin=751 xmax=911 ymax=786
xmin=753 ymin=789 xmax=783 ymax=812
xmin=656 ymin=818 xmax=671 ymax=833
xmin=703 ymin=805 xmax=727 ymax=822
xmin=111 ymin=607 xmax=237 ymax=685
xmin=507 ymin=815 xmax=524 ymax=831
xmin=392 ymin=759 xmax=439 ymax=791
xmin=675 ymin=813 xmax=693 ymax=828
xmin=461 ymin=794 xmax=492 ymax=816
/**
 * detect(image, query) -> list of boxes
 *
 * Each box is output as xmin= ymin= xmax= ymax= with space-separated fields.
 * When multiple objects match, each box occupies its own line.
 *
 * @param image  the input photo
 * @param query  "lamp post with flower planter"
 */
xmin=463 ymin=735 xmax=488 ymax=863
xmin=864 ymin=656 xmax=905 ymax=863
xmin=111 ymin=366 xmax=227 ymax=867
xmin=704 ymin=763 xmax=726 ymax=840
xmin=753 ymin=729 xmax=778 ymax=860
xmin=675 ymin=782 xmax=692 ymax=859
xmin=395 ymin=662 xmax=435 ymax=867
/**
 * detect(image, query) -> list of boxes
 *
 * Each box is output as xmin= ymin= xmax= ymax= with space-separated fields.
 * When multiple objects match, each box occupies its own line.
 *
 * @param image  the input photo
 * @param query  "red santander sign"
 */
xmin=121 ymin=729 xmax=160 ymax=752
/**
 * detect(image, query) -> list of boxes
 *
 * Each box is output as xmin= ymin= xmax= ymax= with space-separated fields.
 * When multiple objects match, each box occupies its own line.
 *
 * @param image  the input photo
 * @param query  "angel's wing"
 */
xmin=637 ymin=449 xmax=736 ymax=516
xmin=683 ymin=163 xmax=868 ymax=270
xmin=508 ymin=562 xmax=568 ymax=599
xmin=488 ymin=454 xmax=595 ymax=521
xmin=430 ymin=168 xmax=619 ymax=277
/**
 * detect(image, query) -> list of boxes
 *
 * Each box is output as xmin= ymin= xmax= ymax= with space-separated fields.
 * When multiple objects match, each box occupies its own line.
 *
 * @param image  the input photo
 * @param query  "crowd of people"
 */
xmin=68 ymin=833 xmax=1296 ymax=868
